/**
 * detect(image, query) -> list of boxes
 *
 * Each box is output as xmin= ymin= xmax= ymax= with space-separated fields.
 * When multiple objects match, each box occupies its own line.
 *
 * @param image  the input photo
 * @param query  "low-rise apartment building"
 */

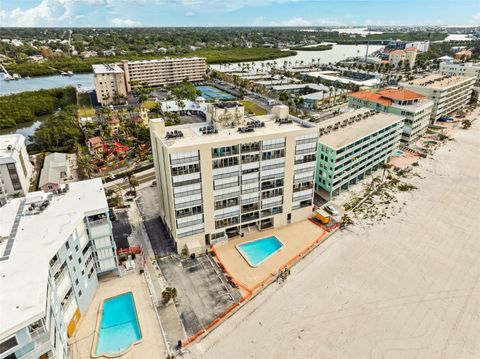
xmin=348 ymin=88 xmax=433 ymax=145
xmin=399 ymin=74 xmax=475 ymax=121
xmin=439 ymin=62 xmax=480 ymax=83
xmin=92 ymin=63 xmax=128 ymax=106
xmin=0 ymin=134 xmax=33 ymax=205
xmin=0 ymin=179 xmax=118 ymax=359
xmin=122 ymin=57 xmax=206 ymax=91
xmin=150 ymin=103 xmax=317 ymax=254
xmin=316 ymin=109 xmax=404 ymax=199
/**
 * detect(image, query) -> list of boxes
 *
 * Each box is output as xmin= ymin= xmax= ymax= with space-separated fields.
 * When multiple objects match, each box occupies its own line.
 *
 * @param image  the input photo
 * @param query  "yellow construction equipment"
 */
xmin=313 ymin=208 xmax=331 ymax=224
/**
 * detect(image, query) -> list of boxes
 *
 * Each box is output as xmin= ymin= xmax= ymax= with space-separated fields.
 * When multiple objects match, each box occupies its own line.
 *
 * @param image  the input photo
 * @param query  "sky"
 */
xmin=0 ymin=0 xmax=479 ymax=28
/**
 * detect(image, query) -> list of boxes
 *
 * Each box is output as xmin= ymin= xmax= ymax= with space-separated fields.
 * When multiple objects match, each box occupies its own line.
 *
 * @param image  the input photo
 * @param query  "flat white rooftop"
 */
xmin=0 ymin=179 xmax=108 ymax=339
xmin=0 ymin=134 xmax=25 ymax=165
xmin=401 ymin=74 xmax=475 ymax=89
xmin=92 ymin=63 xmax=124 ymax=74
xmin=152 ymin=115 xmax=316 ymax=150
xmin=318 ymin=109 xmax=404 ymax=149
xmin=303 ymin=71 xmax=380 ymax=87
xmin=126 ymin=57 xmax=205 ymax=65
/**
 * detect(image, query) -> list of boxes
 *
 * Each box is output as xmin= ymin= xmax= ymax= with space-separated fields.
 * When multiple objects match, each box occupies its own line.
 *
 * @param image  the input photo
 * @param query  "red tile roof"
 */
xmin=377 ymin=88 xmax=425 ymax=101
xmin=349 ymin=88 xmax=425 ymax=106
xmin=389 ymin=50 xmax=406 ymax=55
xmin=348 ymin=90 xmax=392 ymax=106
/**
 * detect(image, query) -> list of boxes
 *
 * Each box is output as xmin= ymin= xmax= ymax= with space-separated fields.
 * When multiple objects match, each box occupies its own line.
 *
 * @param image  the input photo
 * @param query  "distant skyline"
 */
xmin=0 ymin=0 xmax=479 ymax=28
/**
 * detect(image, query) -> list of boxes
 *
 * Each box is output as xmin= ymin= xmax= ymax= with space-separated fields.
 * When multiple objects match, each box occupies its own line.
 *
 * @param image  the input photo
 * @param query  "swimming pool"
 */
xmin=196 ymin=85 xmax=235 ymax=101
xmin=394 ymin=150 xmax=404 ymax=156
xmin=95 ymin=292 xmax=142 ymax=357
xmin=237 ymin=236 xmax=284 ymax=267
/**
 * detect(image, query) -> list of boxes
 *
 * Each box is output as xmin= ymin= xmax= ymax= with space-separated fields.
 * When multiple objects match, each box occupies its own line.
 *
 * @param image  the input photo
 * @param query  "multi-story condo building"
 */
xmin=0 ymin=179 xmax=118 ymax=359
xmin=439 ymin=62 xmax=480 ymax=83
xmin=121 ymin=57 xmax=206 ymax=91
xmin=316 ymin=109 xmax=404 ymax=199
xmin=150 ymin=103 xmax=318 ymax=254
xmin=0 ymin=134 xmax=33 ymax=205
xmin=348 ymin=88 xmax=433 ymax=145
xmin=92 ymin=63 xmax=128 ymax=106
xmin=399 ymin=74 xmax=475 ymax=121
xmin=388 ymin=47 xmax=417 ymax=68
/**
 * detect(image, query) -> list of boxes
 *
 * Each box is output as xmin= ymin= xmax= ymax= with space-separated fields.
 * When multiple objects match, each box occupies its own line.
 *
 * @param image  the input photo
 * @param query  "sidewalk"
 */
xmin=127 ymin=202 xmax=187 ymax=353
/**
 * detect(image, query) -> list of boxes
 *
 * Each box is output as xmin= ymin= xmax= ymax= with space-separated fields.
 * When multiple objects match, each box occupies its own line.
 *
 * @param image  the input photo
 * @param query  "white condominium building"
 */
xmin=348 ymin=88 xmax=433 ymax=145
xmin=316 ymin=109 xmax=404 ymax=200
xmin=439 ymin=62 xmax=480 ymax=82
xmin=0 ymin=134 xmax=33 ymax=205
xmin=150 ymin=103 xmax=318 ymax=254
xmin=0 ymin=179 xmax=118 ymax=359
xmin=122 ymin=57 xmax=206 ymax=91
xmin=92 ymin=64 xmax=128 ymax=106
xmin=399 ymin=74 xmax=475 ymax=121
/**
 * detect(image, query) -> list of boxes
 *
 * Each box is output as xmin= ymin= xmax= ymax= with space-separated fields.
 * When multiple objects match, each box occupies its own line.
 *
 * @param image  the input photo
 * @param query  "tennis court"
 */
xmin=196 ymin=85 xmax=236 ymax=101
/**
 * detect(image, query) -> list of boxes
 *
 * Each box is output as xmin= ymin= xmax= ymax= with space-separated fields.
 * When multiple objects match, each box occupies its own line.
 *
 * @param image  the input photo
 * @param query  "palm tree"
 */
xmin=379 ymin=162 xmax=392 ymax=182
xmin=126 ymin=171 xmax=139 ymax=195
xmin=77 ymin=154 xmax=95 ymax=179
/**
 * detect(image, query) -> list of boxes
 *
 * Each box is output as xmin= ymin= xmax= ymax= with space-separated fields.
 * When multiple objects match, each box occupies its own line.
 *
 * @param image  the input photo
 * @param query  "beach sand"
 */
xmin=188 ymin=115 xmax=480 ymax=359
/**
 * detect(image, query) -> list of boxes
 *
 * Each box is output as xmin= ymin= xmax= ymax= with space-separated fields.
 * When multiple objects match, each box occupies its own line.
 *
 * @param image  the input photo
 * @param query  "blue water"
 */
xmin=196 ymin=85 xmax=235 ymax=101
xmin=238 ymin=236 xmax=283 ymax=267
xmin=394 ymin=150 xmax=404 ymax=156
xmin=96 ymin=292 xmax=142 ymax=355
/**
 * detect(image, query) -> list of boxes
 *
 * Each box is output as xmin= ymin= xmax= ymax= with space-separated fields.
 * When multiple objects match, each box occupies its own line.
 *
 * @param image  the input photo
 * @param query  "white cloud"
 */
xmin=110 ymin=18 xmax=142 ymax=27
xmin=269 ymin=17 xmax=312 ymax=26
xmin=472 ymin=13 xmax=480 ymax=21
xmin=185 ymin=11 xmax=194 ymax=17
xmin=0 ymin=0 xmax=73 ymax=27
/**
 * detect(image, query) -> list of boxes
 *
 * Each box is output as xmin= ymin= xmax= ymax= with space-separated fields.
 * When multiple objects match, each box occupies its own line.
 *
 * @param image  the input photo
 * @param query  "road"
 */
xmin=104 ymin=168 xmax=156 ymax=190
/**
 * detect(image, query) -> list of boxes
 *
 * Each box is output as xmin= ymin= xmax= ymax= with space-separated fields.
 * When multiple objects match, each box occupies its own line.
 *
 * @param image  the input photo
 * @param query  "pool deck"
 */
xmin=69 ymin=272 xmax=166 ymax=359
xmin=213 ymin=220 xmax=326 ymax=294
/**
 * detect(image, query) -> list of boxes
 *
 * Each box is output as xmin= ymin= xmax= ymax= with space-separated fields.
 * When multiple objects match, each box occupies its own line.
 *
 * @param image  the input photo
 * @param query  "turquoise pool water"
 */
xmin=394 ymin=150 xmax=404 ymax=156
xmin=96 ymin=292 xmax=142 ymax=356
xmin=237 ymin=236 xmax=283 ymax=267
xmin=196 ymin=85 xmax=235 ymax=101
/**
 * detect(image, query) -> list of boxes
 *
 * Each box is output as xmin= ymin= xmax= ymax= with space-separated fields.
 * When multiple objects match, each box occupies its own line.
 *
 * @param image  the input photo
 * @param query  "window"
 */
xmin=68 ymin=254 xmax=73 ymax=261
xmin=78 ymin=257 xmax=82 ymax=264
xmin=0 ymin=336 xmax=18 ymax=355
xmin=79 ymin=290 xmax=83 ymax=297
xmin=75 ymin=278 xmax=79 ymax=286
xmin=65 ymin=241 xmax=70 ymax=250
xmin=75 ymin=245 xmax=79 ymax=252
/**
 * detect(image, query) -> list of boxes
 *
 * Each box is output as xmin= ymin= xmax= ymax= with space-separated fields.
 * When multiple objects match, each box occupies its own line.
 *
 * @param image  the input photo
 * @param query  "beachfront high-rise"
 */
xmin=0 ymin=179 xmax=118 ymax=359
xmin=150 ymin=103 xmax=318 ymax=254
xmin=439 ymin=62 xmax=480 ymax=82
xmin=0 ymin=134 xmax=33 ymax=205
xmin=315 ymin=109 xmax=404 ymax=200
xmin=348 ymin=88 xmax=433 ymax=145
xmin=399 ymin=74 xmax=475 ymax=121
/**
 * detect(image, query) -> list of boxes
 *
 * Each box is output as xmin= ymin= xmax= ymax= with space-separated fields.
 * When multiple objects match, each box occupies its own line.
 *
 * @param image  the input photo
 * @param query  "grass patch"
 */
xmin=239 ymin=100 xmax=267 ymax=116
xmin=142 ymin=101 xmax=158 ymax=109
xmin=77 ymin=92 xmax=95 ymax=117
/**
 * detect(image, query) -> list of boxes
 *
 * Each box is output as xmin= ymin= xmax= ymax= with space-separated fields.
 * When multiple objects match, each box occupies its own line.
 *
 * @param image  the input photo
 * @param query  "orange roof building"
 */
xmin=348 ymin=88 xmax=433 ymax=145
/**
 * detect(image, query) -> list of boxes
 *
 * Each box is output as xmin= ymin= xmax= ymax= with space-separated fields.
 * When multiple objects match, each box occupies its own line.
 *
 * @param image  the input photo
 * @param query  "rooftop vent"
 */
xmin=165 ymin=130 xmax=184 ymax=139
xmin=200 ymin=126 xmax=218 ymax=135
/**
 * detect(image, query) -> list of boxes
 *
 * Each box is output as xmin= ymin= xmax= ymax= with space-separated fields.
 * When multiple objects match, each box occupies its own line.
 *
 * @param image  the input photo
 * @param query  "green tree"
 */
xmin=77 ymin=154 xmax=96 ymax=179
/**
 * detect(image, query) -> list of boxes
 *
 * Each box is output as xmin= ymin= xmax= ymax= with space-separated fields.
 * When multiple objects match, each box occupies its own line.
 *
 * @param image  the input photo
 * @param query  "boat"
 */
xmin=61 ymin=71 xmax=74 ymax=77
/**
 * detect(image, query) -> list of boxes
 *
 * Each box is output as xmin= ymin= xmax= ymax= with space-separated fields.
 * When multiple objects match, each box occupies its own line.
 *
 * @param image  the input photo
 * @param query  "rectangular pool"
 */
xmin=196 ymin=85 xmax=235 ymax=101
xmin=95 ymin=292 xmax=142 ymax=357
xmin=237 ymin=236 xmax=283 ymax=267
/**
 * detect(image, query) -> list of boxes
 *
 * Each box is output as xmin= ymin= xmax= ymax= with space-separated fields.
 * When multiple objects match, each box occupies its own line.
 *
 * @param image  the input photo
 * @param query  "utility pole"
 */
xmin=365 ymin=27 xmax=370 ymax=62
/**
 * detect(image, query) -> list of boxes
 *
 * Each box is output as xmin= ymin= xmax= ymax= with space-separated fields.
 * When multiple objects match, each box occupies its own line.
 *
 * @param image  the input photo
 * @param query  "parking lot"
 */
xmin=158 ymin=255 xmax=241 ymax=337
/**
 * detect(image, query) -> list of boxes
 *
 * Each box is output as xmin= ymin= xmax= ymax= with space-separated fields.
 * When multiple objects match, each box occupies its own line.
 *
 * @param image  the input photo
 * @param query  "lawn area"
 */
xmin=77 ymin=92 xmax=95 ymax=117
xmin=240 ymin=100 xmax=268 ymax=116
xmin=142 ymin=101 xmax=158 ymax=109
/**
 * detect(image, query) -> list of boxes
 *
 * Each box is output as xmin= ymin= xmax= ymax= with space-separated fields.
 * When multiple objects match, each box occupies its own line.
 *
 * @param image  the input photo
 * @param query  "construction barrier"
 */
xmin=182 ymin=227 xmax=336 ymax=347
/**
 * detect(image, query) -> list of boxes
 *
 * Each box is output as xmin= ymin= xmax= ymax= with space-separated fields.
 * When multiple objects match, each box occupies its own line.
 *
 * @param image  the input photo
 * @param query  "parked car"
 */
xmin=324 ymin=204 xmax=338 ymax=216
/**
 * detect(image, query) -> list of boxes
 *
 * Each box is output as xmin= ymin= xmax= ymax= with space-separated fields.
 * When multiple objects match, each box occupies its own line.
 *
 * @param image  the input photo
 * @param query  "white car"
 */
xmin=324 ymin=205 xmax=338 ymax=216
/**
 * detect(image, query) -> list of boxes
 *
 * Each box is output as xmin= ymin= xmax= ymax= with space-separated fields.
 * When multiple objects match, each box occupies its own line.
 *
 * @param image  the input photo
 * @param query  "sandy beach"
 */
xmin=188 ymin=116 xmax=480 ymax=359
